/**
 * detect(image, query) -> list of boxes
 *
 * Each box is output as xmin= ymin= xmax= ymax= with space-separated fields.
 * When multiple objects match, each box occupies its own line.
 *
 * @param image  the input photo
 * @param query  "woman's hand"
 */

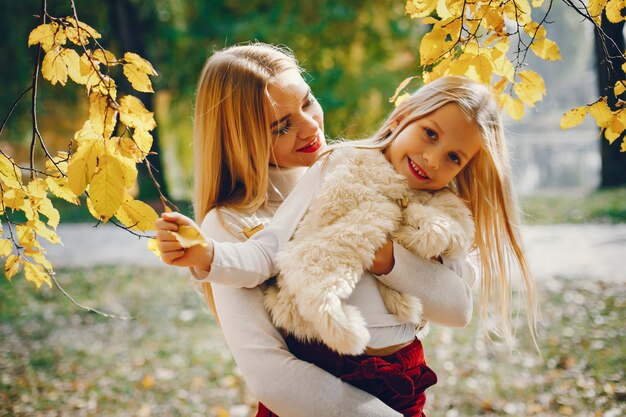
xmin=155 ymin=212 xmax=214 ymax=272
xmin=369 ymin=239 xmax=395 ymax=275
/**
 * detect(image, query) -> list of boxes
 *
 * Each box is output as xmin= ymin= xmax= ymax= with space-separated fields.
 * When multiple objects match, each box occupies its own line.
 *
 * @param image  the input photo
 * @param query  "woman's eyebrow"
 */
xmin=270 ymin=114 xmax=289 ymax=129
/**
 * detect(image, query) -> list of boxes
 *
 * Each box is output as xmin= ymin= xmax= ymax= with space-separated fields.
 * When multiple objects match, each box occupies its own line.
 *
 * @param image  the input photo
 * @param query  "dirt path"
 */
xmin=43 ymin=223 xmax=626 ymax=281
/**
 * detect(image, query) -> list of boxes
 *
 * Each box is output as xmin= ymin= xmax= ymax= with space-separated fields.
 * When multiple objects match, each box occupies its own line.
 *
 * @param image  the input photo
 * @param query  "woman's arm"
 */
xmin=208 ymin=208 xmax=400 ymax=417
xmin=214 ymin=284 xmax=401 ymax=417
xmin=376 ymin=242 xmax=476 ymax=327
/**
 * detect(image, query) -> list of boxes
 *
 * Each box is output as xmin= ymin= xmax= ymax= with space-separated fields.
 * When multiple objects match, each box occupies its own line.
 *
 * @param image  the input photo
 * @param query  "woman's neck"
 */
xmin=267 ymin=164 xmax=308 ymax=204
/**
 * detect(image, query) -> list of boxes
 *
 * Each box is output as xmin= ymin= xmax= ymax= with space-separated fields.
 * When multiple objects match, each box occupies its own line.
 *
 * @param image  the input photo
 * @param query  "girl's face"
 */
xmin=266 ymin=69 xmax=325 ymax=168
xmin=385 ymin=103 xmax=482 ymax=191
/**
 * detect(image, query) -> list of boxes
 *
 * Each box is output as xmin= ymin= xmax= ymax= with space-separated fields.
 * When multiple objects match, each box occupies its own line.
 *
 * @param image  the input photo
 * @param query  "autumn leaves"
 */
xmin=0 ymin=16 xmax=160 ymax=288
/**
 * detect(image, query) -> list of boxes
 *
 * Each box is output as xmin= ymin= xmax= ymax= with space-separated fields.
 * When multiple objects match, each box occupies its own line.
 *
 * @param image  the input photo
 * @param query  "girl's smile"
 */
xmin=407 ymin=157 xmax=430 ymax=180
xmin=297 ymin=135 xmax=323 ymax=153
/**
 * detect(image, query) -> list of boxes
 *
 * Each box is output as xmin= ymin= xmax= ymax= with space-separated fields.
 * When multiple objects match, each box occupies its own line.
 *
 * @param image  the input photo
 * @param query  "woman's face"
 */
xmin=385 ymin=103 xmax=482 ymax=191
xmin=266 ymin=69 xmax=325 ymax=168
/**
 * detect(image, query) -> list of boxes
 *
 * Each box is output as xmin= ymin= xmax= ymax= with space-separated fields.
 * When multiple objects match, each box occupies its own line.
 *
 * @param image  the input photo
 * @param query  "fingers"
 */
xmin=155 ymin=217 xmax=179 ymax=232
xmin=160 ymin=249 xmax=185 ymax=265
xmin=161 ymin=212 xmax=194 ymax=226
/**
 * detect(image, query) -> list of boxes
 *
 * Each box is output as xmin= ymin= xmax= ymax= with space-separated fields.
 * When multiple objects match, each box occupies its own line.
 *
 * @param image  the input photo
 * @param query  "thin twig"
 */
xmin=0 ymin=86 xmax=33 ymax=138
xmin=51 ymin=274 xmax=134 ymax=320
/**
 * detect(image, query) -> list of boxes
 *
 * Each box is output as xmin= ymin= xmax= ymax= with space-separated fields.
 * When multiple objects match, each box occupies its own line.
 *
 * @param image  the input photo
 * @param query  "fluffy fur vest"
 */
xmin=264 ymin=147 xmax=474 ymax=355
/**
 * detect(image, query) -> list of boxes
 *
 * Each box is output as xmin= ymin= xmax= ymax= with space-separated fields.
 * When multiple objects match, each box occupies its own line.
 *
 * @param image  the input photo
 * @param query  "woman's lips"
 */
xmin=297 ymin=135 xmax=322 ymax=153
xmin=407 ymin=157 xmax=430 ymax=180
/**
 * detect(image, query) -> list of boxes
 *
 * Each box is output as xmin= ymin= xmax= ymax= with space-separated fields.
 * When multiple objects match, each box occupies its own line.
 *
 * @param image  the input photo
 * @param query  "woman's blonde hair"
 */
xmin=193 ymin=43 xmax=300 ymax=318
xmin=358 ymin=76 xmax=537 ymax=345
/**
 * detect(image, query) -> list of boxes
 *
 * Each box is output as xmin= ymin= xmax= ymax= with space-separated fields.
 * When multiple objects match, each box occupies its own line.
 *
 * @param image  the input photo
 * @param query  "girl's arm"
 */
xmin=376 ymin=242 xmax=477 ymax=327
xmin=208 ymin=211 xmax=401 ymax=417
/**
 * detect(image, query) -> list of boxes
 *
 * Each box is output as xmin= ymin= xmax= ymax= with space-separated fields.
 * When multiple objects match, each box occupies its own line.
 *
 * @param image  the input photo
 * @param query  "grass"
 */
xmin=1 ymin=266 xmax=624 ymax=417
xmin=520 ymin=186 xmax=626 ymax=225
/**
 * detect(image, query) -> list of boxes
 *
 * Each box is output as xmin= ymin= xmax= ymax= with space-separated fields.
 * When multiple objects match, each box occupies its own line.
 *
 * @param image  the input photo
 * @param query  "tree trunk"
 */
xmin=594 ymin=14 xmax=626 ymax=187
xmin=110 ymin=0 xmax=169 ymax=201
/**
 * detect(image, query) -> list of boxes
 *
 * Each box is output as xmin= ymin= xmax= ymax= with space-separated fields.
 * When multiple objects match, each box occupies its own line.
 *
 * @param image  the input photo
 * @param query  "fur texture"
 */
xmin=265 ymin=147 xmax=474 ymax=355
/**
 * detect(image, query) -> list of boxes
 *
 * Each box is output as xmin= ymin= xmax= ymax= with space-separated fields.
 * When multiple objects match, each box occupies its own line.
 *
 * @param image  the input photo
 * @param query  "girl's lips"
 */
xmin=407 ymin=157 xmax=430 ymax=180
xmin=297 ymin=135 xmax=322 ymax=153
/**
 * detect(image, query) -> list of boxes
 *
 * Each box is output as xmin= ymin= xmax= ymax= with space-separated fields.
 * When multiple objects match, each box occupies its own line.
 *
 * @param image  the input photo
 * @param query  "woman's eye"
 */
xmin=276 ymin=121 xmax=291 ymax=135
xmin=303 ymin=93 xmax=315 ymax=109
xmin=424 ymin=128 xmax=437 ymax=141
xmin=449 ymin=152 xmax=461 ymax=165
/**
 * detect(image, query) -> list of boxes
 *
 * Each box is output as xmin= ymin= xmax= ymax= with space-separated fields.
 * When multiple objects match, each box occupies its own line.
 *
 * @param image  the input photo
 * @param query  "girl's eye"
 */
xmin=449 ymin=152 xmax=461 ymax=165
xmin=424 ymin=128 xmax=437 ymax=141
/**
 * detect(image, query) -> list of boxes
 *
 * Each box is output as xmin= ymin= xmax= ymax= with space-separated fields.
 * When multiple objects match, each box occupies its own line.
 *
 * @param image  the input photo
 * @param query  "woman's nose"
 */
xmin=297 ymin=113 xmax=319 ymax=139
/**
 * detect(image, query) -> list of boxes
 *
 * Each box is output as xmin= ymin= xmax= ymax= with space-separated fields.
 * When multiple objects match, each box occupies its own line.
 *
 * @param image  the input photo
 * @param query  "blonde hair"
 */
xmin=357 ymin=76 xmax=538 ymax=345
xmin=193 ymin=43 xmax=300 ymax=319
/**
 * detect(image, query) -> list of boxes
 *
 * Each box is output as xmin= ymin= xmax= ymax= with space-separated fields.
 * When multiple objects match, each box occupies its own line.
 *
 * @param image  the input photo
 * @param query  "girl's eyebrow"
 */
xmin=270 ymin=89 xmax=312 ymax=128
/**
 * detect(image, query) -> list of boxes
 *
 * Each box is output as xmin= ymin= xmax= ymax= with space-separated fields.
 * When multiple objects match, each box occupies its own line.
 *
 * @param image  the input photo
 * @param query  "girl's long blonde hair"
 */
xmin=359 ymin=76 xmax=537 ymax=345
xmin=193 ymin=43 xmax=300 ymax=318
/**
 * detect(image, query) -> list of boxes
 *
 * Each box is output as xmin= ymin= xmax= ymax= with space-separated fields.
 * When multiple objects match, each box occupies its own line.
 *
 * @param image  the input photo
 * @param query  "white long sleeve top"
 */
xmin=207 ymin=161 xmax=476 ymax=349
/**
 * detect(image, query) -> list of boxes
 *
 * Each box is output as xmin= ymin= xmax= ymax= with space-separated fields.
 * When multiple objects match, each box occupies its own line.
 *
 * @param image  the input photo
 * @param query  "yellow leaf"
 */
xmin=443 ymin=0 xmax=463 ymax=18
xmin=589 ymin=0 xmax=609 ymax=24
xmin=123 ymin=63 xmax=154 ymax=93
xmin=133 ymin=129 xmax=154 ymax=157
xmin=62 ymin=48 xmax=85 ymax=85
xmin=147 ymin=238 xmax=161 ymax=258
xmin=501 ymin=94 xmax=525 ymax=120
xmin=530 ymin=37 xmax=561 ymax=61
xmin=0 ymin=153 xmax=22 ymax=189
xmin=37 ymin=198 xmax=60 ymax=228
xmin=42 ymin=48 xmax=69 ymax=86
xmin=524 ymin=21 xmax=547 ymax=39
xmin=115 ymin=195 xmax=158 ymax=232
xmin=505 ymin=0 xmax=532 ymax=24
xmin=89 ymin=93 xmax=118 ymax=139
xmin=92 ymin=76 xmax=118 ymax=100
xmin=29 ymin=250 xmax=53 ymax=271
xmin=24 ymin=262 xmax=51 ymax=289
xmin=16 ymin=225 xmax=35 ymax=248
xmin=64 ymin=17 xmax=101 ymax=44
xmin=0 ymin=239 xmax=13 ymax=257
xmin=173 ymin=225 xmax=208 ymax=249
xmin=124 ymin=52 xmax=157 ymax=76
xmin=93 ymin=49 xmax=117 ymax=66
xmin=32 ymin=219 xmax=61 ymax=244
xmin=89 ymin=154 xmax=126 ymax=219
xmin=4 ymin=255 xmax=20 ymax=281
xmin=405 ymin=0 xmax=439 ymax=18
xmin=589 ymin=98 xmax=613 ymax=128
xmin=532 ymin=0 xmax=545 ymax=6
xmin=394 ymin=92 xmax=411 ymax=107
xmin=27 ymin=178 xmax=48 ymax=200
xmin=28 ymin=23 xmax=55 ymax=51
xmin=621 ymin=138 xmax=626 ymax=152
xmin=119 ymin=96 xmax=156 ymax=131
xmin=141 ymin=373 xmax=155 ymax=389
xmin=604 ymin=113 xmax=624 ymax=143
xmin=560 ymin=106 xmax=589 ymax=129
xmin=606 ymin=0 xmax=626 ymax=23
xmin=116 ymin=155 xmax=138 ymax=188
xmin=614 ymin=80 xmax=626 ymax=96
xmin=67 ymin=139 xmax=102 ymax=196
xmin=2 ymin=188 xmax=27 ymax=210
xmin=420 ymin=27 xmax=449 ymax=65
xmin=470 ymin=54 xmax=493 ymax=85
xmin=513 ymin=70 xmax=546 ymax=107
xmin=46 ymin=177 xmax=80 ymax=205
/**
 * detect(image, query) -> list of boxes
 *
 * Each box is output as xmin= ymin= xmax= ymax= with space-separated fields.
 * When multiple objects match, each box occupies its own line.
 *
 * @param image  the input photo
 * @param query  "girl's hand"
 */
xmin=369 ymin=239 xmax=395 ymax=275
xmin=155 ymin=212 xmax=214 ymax=272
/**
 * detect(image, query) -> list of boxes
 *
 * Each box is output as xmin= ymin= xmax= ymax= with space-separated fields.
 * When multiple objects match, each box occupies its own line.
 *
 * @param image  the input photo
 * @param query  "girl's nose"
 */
xmin=424 ymin=152 xmax=439 ymax=170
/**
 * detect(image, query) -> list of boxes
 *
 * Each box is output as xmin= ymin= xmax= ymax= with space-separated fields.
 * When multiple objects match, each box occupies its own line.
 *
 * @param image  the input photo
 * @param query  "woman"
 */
xmin=156 ymin=43 xmax=474 ymax=416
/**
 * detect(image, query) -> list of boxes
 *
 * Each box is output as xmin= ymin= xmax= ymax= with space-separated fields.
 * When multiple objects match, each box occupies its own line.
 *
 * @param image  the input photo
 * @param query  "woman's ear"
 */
xmin=389 ymin=119 xmax=400 ymax=132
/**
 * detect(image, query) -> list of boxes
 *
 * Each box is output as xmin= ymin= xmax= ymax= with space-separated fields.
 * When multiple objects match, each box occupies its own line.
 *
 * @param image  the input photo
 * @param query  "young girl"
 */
xmin=158 ymin=75 xmax=537 ymax=416
xmin=156 ymin=44 xmax=476 ymax=417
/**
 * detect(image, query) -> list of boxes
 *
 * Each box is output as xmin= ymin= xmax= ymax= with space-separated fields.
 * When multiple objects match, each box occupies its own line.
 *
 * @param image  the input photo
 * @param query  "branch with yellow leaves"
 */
xmin=0 ymin=0 xmax=167 ymax=310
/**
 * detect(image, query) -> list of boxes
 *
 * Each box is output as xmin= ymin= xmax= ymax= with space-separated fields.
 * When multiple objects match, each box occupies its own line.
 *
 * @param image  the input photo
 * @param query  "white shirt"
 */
xmin=206 ymin=161 xmax=477 ymax=348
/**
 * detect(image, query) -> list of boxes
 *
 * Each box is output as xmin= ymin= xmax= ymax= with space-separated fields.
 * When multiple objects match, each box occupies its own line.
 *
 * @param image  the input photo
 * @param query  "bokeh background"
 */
xmin=1 ymin=1 xmax=624 ymax=416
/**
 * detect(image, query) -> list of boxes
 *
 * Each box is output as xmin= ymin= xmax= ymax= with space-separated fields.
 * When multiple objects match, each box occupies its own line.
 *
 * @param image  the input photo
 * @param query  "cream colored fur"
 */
xmin=264 ymin=147 xmax=474 ymax=355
